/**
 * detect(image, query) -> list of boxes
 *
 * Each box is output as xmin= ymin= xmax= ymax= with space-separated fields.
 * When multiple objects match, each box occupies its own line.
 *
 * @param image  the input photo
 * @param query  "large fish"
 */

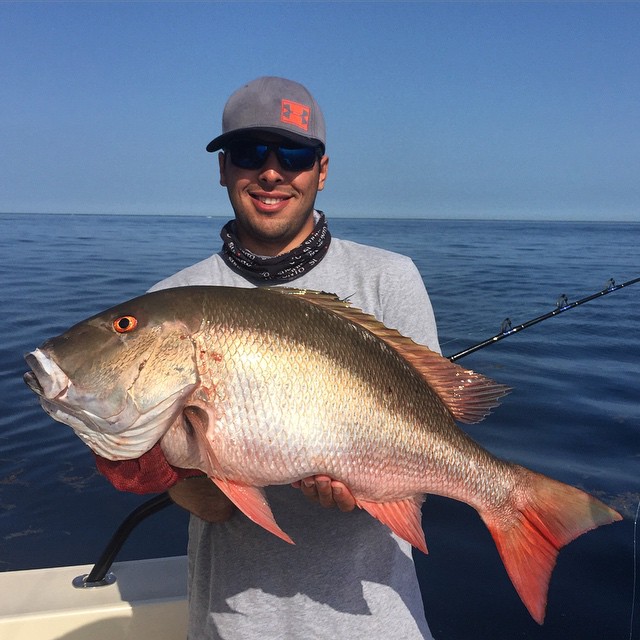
xmin=24 ymin=286 xmax=621 ymax=623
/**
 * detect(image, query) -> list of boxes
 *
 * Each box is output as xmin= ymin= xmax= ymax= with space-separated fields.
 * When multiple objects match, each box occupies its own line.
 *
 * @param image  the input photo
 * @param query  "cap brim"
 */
xmin=206 ymin=127 xmax=324 ymax=153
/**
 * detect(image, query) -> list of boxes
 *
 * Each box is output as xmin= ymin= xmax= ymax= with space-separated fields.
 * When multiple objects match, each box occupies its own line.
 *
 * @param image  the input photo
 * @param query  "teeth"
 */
xmin=259 ymin=197 xmax=283 ymax=205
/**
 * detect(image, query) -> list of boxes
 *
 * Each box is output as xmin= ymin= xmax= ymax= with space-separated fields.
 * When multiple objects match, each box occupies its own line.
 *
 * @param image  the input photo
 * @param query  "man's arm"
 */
xmin=168 ymin=476 xmax=235 ymax=522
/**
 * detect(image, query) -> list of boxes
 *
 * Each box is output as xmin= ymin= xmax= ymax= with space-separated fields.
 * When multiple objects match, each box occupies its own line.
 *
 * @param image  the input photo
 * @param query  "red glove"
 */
xmin=94 ymin=442 xmax=202 ymax=494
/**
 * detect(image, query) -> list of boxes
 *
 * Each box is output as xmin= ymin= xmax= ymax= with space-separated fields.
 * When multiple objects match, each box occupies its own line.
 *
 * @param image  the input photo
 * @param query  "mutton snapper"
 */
xmin=23 ymin=286 xmax=621 ymax=624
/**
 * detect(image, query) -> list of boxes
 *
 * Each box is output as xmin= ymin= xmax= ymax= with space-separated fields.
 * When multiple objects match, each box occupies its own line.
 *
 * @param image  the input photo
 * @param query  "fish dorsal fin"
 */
xmin=266 ymin=288 xmax=510 ymax=424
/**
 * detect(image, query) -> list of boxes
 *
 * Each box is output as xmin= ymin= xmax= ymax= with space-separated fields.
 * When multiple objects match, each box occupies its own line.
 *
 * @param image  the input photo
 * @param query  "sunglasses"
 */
xmin=225 ymin=139 xmax=322 ymax=172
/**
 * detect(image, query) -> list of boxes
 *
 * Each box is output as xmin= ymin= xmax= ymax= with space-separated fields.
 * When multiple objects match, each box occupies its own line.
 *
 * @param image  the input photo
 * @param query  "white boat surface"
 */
xmin=0 ymin=555 xmax=187 ymax=640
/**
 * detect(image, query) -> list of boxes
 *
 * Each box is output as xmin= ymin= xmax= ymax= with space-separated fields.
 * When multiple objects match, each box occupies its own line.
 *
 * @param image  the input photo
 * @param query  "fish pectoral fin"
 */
xmin=356 ymin=495 xmax=427 ymax=554
xmin=182 ymin=404 xmax=228 ymax=479
xmin=210 ymin=478 xmax=294 ymax=546
xmin=183 ymin=405 xmax=294 ymax=546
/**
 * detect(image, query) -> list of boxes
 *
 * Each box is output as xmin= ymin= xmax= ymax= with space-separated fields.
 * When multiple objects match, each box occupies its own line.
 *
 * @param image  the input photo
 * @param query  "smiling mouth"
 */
xmin=252 ymin=195 xmax=290 ymax=206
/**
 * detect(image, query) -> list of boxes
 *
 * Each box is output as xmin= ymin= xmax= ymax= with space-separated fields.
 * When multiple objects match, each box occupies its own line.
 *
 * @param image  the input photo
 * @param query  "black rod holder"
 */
xmin=73 ymin=492 xmax=174 ymax=588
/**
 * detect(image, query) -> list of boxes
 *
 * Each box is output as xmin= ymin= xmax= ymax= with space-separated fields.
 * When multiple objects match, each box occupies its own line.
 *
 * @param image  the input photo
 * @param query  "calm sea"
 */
xmin=1 ymin=214 xmax=638 ymax=639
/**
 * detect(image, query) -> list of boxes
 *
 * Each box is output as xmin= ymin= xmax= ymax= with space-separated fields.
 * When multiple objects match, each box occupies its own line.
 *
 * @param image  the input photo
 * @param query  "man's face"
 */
xmin=219 ymin=133 xmax=329 ymax=257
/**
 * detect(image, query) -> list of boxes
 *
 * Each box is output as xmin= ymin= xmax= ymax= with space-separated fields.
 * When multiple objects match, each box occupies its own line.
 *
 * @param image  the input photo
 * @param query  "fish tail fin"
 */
xmin=481 ymin=467 xmax=621 ymax=624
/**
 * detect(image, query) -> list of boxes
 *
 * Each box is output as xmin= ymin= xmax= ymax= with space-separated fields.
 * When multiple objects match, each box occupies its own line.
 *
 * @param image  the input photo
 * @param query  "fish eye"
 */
xmin=113 ymin=315 xmax=138 ymax=334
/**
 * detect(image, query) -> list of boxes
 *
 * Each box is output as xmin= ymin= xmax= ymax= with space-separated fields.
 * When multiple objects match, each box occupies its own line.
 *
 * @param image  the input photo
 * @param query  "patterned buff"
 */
xmin=219 ymin=211 xmax=331 ymax=282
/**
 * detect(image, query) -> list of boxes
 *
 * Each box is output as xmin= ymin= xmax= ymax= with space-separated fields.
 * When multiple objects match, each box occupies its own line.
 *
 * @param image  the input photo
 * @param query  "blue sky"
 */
xmin=1 ymin=1 xmax=638 ymax=220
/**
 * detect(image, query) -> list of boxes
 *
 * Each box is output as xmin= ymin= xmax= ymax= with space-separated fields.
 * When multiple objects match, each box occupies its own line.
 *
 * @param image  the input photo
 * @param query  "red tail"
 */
xmin=481 ymin=467 xmax=622 ymax=624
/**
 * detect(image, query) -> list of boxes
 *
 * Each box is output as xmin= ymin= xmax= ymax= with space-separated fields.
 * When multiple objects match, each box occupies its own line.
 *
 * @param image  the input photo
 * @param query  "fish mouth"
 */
xmin=24 ymin=370 xmax=43 ymax=395
xmin=24 ymin=349 xmax=70 ymax=399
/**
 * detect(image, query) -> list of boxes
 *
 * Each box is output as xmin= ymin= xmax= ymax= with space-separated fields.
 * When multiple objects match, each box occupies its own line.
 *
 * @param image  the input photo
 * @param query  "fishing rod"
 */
xmin=448 ymin=276 xmax=640 ymax=362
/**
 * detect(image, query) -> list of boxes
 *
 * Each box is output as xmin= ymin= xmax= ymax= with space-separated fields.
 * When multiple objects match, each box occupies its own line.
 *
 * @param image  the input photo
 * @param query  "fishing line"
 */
xmin=631 ymin=497 xmax=640 ymax=640
xmin=447 ymin=276 xmax=640 ymax=362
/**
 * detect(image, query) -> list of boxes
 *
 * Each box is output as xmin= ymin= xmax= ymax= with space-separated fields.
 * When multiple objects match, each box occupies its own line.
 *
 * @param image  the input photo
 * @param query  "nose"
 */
xmin=258 ymin=151 xmax=284 ymax=185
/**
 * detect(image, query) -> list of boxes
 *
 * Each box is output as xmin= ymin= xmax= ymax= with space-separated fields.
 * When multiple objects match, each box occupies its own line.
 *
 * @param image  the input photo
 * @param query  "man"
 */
xmin=107 ymin=77 xmax=440 ymax=639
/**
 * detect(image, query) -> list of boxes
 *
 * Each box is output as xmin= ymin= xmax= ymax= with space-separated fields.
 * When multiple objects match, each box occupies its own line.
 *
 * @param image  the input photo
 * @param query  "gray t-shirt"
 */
xmin=151 ymin=235 xmax=439 ymax=640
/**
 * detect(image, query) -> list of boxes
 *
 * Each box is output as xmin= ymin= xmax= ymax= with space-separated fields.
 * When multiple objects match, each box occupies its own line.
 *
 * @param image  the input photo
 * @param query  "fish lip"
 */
xmin=23 ymin=370 xmax=44 ymax=396
xmin=24 ymin=349 xmax=70 ymax=399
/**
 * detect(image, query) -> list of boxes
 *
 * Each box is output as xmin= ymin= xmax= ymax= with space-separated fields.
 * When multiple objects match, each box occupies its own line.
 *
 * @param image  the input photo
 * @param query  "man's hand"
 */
xmin=291 ymin=475 xmax=356 ymax=512
xmin=170 ymin=474 xmax=356 ymax=521
xmin=168 ymin=476 xmax=235 ymax=522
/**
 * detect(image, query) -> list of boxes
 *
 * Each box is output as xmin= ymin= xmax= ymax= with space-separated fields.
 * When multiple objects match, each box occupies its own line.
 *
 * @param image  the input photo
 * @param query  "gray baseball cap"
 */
xmin=206 ymin=76 xmax=326 ymax=153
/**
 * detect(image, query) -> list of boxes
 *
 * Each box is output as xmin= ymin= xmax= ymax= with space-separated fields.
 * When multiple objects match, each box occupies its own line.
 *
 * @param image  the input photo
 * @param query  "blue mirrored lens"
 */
xmin=227 ymin=140 xmax=318 ymax=171
xmin=277 ymin=146 xmax=317 ymax=171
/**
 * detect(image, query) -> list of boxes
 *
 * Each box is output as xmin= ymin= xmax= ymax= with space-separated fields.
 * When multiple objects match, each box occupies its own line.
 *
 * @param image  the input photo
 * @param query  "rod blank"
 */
xmin=448 ymin=277 xmax=640 ymax=362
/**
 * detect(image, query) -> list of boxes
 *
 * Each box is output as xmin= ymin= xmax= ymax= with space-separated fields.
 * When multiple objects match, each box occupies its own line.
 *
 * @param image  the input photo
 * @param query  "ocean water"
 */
xmin=1 ymin=213 xmax=638 ymax=639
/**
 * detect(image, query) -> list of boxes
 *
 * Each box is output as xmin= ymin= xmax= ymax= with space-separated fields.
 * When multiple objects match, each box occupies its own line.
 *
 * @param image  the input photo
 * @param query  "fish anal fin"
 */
xmin=211 ymin=478 xmax=294 ymax=546
xmin=482 ymin=468 xmax=622 ymax=624
xmin=356 ymin=495 xmax=427 ymax=554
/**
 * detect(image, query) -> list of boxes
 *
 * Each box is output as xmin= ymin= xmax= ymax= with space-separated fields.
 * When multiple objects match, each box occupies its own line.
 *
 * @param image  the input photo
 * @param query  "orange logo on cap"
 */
xmin=281 ymin=99 xmax=310 ymax=131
